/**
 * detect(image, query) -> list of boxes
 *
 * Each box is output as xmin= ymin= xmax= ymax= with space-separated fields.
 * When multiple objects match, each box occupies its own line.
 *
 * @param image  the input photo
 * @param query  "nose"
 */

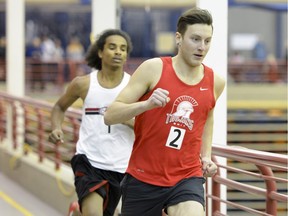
xmin=115 ymin=47 xmax=122 ymax=55
xmin=198 ymin=41 xmax=206 ymax=51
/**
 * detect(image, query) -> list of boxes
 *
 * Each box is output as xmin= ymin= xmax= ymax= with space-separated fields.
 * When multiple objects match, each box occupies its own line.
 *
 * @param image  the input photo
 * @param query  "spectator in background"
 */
xmin=37 ymin=35 xmax=56 ymax=90
xmin=26 ymin=37 xmax=42 ymax=59
xmin=265 ymin=53 xmax=280 ymax=83
xmin=229 ymin=51 xmax=245 ymax=64
xmin=66 ymin=36 xmax=85 ymax=61
xmin=252 ymin=39 xmax=267 ymax=61
xmin=40 ymin=35 xmax=56 ymax=62
xmin=26 ymin=37 xmax=43 ymax=90
xmin=229 ymin=50 xmax=245 ymax=82
xmin=66 ymin=36 xmax=86 ymax=81
xmin=52 ymin=38 xmax=65 ymax=87
xmin=53 ymin=38 xmax=64 ymax=61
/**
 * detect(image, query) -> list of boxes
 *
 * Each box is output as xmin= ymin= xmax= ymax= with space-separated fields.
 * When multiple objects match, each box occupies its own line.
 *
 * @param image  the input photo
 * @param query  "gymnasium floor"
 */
xmin=0 ymin=83 xmax=65 ymax=215
xmin=0 ymin=172 xmax=62 ymax=216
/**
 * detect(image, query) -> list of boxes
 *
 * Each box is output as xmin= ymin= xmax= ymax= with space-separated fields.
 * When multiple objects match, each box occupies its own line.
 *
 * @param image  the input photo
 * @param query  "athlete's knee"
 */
xmin=81 ymin=192 xmax=104 ymax=216
xmin=167 ymin=200 xmax=204 ymax=216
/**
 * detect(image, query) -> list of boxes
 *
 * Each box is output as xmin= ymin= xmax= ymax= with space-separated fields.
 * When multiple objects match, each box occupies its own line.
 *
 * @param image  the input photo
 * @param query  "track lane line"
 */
xmin=0 ymin=191 xmax=33 ymax=216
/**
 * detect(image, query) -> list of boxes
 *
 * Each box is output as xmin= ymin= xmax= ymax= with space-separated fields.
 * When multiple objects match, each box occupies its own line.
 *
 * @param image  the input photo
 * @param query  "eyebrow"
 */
xmin=107 ymin=42 xmax=127 ymax=47
xmin=191 ymin=34 xmax=212 ymax=39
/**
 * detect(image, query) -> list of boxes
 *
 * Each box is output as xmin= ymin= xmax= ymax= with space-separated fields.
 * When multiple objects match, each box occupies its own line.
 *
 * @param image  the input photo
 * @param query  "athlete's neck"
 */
xmin=97 ymin=70 xmax=124 ymax=89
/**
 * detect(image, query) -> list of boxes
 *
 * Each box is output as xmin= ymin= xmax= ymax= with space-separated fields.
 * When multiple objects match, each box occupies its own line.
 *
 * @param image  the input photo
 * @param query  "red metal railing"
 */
xmin=0 ymin=58 xmax=287 ymax=85
xmin=228 ymin=60 xmax=287 ymax=83
xmin=208 ymin=146 xmax=288 ymax=215
xmin=0 ymin=91 xmax=81 ymax=168
xmin=0 ymin=91 xmax=287 ymax=215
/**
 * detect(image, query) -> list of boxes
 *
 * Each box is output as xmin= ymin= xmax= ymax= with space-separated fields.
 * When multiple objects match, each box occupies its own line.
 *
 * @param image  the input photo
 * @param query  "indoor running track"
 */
xmin=0 ymin=172 xmax=62 ymax=216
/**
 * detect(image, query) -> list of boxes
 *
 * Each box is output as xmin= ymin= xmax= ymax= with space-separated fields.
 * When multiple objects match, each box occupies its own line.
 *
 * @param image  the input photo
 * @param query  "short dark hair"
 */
xmin=85 ymin=29 xmax=133 ymax=70
xmin=177 ymin=7 xmax=213 ymax=35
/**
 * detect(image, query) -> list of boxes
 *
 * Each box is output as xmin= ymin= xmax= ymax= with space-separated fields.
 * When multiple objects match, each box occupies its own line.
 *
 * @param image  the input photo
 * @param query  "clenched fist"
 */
xmin=202 ymin=157 xmax=217 ymax=177
xmin=48 ymin=129 xmax=64 ymax=144
xmin=146 ymin=88 xmax=170 ymax=109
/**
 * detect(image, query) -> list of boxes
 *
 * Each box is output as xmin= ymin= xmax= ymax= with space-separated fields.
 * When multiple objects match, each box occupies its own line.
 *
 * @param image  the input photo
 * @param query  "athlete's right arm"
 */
xmin=49 ymin=76 xmax=86 ymax=144
xmin=104 ymin=58 xmax=170 ymax=126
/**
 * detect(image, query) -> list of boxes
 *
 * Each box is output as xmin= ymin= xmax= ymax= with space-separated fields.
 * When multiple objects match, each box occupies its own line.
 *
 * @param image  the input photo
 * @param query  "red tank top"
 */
xmin=126 ymin=57 xmax=216 ymax=186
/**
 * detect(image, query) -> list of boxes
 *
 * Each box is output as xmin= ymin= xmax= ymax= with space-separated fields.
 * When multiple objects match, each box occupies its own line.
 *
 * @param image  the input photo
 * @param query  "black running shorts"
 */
xmin=121 ymin=174 xmax=206 ymax=216
xmin=71 ymin=154 xmax=124 ymax=216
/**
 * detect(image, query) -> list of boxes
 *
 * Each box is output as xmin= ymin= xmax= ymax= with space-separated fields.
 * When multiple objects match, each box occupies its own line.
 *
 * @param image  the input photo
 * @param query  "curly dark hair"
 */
xmin=85 ymin=29 xmax=133 ymax=70
xmin=177 ymin=7 xmax=213 ymax=35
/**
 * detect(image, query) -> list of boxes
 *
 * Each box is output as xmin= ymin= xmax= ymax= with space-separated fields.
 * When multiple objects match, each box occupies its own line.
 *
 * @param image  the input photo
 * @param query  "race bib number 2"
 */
xmin=165 ymin=126 xmax=186 ymax=150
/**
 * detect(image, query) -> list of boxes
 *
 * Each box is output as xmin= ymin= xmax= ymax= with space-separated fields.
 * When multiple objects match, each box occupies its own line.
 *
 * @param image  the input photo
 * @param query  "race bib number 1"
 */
xmin=165 ymin=126 xmax=186 ymax=150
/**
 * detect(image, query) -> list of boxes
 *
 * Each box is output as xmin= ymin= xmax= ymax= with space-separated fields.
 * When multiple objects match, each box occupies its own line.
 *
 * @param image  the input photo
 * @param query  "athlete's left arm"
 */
xmin=201 ymin=73 xmax=226 ymax=177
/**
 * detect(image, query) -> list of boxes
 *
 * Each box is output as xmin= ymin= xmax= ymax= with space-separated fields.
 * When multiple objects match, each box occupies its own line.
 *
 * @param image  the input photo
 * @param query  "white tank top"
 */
xmin=76 ymin=70 xmax=134 ymax=173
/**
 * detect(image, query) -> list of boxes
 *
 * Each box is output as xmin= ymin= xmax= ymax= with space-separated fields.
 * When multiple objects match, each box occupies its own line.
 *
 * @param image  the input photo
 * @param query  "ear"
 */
xmin=175 ymin=32 xmax=182 ymax=46
xmin=98 ymin=50 xmax=103 ymax=58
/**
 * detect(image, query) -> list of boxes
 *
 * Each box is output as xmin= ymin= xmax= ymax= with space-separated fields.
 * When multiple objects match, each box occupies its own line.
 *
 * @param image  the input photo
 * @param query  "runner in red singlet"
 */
xmin=105 ymin=7 xmax=226 ymax=216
